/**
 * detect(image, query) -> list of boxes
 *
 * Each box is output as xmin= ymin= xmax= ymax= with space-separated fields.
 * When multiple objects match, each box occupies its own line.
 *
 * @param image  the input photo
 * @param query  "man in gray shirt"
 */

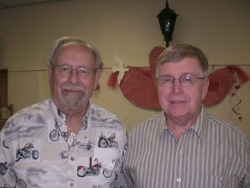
xmin=123 ymin=44 xmax=250 ymax=188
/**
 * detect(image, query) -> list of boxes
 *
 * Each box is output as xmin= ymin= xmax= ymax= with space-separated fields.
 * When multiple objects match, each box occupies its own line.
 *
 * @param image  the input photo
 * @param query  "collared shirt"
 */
xmin=0 ymin=99 xmax=127 ymax=188
xmin=123 ymin=105 xmax=250 ymax=188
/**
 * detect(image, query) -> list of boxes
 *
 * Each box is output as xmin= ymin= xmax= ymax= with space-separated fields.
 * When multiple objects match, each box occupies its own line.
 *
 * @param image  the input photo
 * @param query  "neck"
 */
xmin=166 ymin=115 xmax=196 ymax=140
xmin=67 ymin=117 xmax=83 ymax=136
xmin=64 ymin=106 xmax=88 ymax=136
xmin=52 ymin=97 xmax=90 ymax=118
xmin=62 ymin=105 xmax=88 ymax=118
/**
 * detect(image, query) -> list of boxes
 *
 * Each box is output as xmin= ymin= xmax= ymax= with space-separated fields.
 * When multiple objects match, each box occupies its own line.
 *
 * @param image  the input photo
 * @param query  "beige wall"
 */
xmin=0 ymin=0 xmax=250 ymax=139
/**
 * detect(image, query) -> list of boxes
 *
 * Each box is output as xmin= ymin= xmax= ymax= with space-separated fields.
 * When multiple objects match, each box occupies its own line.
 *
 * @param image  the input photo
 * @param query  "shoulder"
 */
xmin=129 ymin=113 xmax=162 ymax=137
xmin=12 ymin=99 xmax=49 ymax=117
xmin=4 ymin=100 xmax=49 ymax=128
xmin=89 ymin=103 xmax=121 ymax=121
xmin=89 ymin=103 xmax=125 ymax=129
xmin=207 ymin=114 xmax=249 ymax=145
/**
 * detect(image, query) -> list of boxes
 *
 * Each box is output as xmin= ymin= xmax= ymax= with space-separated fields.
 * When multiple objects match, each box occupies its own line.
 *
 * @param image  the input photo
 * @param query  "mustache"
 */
xmin=62 ymin=85 xmax=85 ymax=92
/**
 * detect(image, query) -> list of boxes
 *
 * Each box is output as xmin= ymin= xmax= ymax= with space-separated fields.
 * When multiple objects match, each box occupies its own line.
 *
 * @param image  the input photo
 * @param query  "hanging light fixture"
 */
xmin=157 ymin=0 xmax=178 ymax=47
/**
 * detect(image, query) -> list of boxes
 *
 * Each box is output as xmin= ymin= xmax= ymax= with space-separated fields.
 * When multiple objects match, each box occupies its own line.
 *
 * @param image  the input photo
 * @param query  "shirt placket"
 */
xmin=67 ymin=146 xmax=78 ymax=188
xmin=174 ymin=135 xmax=186 ymax=188
xmin=58 ymin=114 xmax=78 ymax=188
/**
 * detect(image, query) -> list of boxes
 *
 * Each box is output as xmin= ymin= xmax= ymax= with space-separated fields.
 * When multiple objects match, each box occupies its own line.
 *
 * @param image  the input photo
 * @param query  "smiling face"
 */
xmin=157 ymin=57 xmax=209 ymax=124
xmin=47 ymin=43 xmax=100 ymax=112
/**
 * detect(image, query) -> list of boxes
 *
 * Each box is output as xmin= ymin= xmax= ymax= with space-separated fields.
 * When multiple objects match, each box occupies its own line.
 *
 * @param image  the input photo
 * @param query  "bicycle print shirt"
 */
xmin=0 ymin=99 xmax=128 ymax=188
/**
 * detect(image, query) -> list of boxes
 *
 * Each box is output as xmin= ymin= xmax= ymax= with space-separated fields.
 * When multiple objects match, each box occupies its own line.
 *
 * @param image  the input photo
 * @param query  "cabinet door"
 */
xmin=0 ymin=69 xmax=8 ymax=130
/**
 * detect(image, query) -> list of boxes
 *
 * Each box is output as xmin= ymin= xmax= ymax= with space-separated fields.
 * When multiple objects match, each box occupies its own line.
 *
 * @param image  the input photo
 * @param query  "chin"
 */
xmin=60 ymin=95 xmax=86 ymax=108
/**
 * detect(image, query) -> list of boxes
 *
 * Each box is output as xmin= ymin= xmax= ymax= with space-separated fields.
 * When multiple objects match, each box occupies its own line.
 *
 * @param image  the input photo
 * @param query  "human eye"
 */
xmin=162 ymin=76 xmax=172 ymax=83
xmin=181 ymin=75 xmax=193 ymax=83
xmin=54 ymin=66 xmax=71 ymax=76
xmin=158 ymin=76 xmax=173 ymax=86
xmin=60 ymin=66 xmax=71 ymax=72
xmin=78 ymin=67 xmax=90 ymax=76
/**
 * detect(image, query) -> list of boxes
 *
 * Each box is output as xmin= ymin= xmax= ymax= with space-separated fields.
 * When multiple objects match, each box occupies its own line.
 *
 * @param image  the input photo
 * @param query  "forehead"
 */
xmin=158 ymin=57 xmax=202 ymax=75
xmin=54 ymin=43 xmax=94 ymax=65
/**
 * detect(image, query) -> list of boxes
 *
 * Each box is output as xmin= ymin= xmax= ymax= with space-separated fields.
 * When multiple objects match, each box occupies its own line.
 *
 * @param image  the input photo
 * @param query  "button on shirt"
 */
xmin=0 ymin=99 xmax=127 ymax=188
xmin=123 ymin=105 xmax=250 ymax=188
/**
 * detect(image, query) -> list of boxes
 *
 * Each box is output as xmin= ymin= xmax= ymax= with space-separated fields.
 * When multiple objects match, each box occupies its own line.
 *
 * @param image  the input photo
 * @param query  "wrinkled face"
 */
xmin=47 ymin=43 xmax=100 ymax=110
xmin=156 ymin=57 xmax=209 ymax=122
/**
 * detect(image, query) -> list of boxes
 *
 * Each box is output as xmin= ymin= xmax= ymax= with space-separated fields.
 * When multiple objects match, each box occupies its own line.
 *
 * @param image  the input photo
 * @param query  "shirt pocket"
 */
xmin=199 ymin=173 xmax=224 ymax=188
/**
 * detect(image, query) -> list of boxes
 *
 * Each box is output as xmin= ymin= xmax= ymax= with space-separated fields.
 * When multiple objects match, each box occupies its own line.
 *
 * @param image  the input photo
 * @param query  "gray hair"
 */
xmin=156 ymin=44 xmax=208 ymax=77
xmin=48 ymin=37 xmax=102 ymax=70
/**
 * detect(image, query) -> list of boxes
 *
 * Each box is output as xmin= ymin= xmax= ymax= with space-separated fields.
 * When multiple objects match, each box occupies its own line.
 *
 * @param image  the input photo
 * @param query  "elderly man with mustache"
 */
xmin=0 ymin=37 xmax=127 ymax=188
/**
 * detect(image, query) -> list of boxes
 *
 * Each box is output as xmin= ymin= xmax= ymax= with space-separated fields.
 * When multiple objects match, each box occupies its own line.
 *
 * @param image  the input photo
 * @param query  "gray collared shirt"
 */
xmin=124 ymin=105 xmax=250 ymax=188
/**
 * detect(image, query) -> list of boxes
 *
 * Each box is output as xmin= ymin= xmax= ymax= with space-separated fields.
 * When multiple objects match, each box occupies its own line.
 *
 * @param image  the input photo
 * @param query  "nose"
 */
xmin=68 ymin=69 xmax=79 ymax=84
xmin=172 ymin=78 xmax=183 ymax=94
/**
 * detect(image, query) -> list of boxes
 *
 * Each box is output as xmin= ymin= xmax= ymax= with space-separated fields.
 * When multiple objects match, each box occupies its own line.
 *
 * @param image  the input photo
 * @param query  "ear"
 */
xmin=94 ymin=69 xmax=101 ymax=89
xmin=201 ymin=77 xmax=209 ymax=100
xmin=47 ymin=65 xmax=52 ymax=86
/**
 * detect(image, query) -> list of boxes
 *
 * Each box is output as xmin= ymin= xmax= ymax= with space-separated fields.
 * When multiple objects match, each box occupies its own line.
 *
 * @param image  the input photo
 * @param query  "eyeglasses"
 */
xmin=156 ymin=75 xmax=205 ymax=87
xmin=51 ymin=65 xmax=96 ymax=78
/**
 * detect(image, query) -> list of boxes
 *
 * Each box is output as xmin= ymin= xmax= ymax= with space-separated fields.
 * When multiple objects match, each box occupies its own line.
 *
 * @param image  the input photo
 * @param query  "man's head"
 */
xmin=156 ymin=44 xmax=209 ymax=78
xmin=155 ymin=44 xmax=209 ymax=124
xmin=47 ymin=37 xmax=101 ymax=112
xmin=48 ymin=37 xmax=101 ymax=70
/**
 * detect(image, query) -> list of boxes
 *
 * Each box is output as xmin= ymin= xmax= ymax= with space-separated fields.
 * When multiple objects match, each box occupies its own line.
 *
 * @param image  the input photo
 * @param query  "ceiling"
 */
xmin=0 ymin=0 xmax=61 ymax=9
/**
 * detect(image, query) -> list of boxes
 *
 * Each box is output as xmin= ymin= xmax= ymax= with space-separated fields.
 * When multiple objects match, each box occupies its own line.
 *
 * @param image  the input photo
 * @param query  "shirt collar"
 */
xmin=158 ymin=105 xmax=208 ymax=141
xmin=49 ymin=98 xmax=91 ymax=124
xmin=191 ymin=104 xmax=207 ymax=141
xmin=158 ymin=111 xmax=168 ymax=139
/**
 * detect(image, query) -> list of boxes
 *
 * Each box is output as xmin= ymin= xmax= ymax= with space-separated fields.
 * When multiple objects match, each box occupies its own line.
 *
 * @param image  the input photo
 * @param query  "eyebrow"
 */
xmin=56 ymin=64 xmax=93 ymax=69
xmin=159 ymin=73 xmax=195 ymax=77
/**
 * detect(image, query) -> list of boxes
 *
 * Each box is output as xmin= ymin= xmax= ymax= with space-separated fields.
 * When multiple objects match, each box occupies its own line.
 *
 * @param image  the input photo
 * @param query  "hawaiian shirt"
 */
xmin=0 ymin=99 xmax=127 ymax=188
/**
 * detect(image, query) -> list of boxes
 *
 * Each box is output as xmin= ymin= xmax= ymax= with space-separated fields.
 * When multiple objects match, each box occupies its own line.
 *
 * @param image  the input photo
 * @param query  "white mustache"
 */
xmin=62 ymin=85 xmax=85 ymax=92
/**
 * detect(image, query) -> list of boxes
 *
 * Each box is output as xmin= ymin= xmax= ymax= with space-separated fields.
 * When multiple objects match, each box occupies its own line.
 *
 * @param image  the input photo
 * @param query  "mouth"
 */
xmin=64 ymin=89 xmax=83 ymax=94
xmin=62 ymin=86 xmax=85 ymax=95
xmin=170 ymin=100 xmax=185 ymax=104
